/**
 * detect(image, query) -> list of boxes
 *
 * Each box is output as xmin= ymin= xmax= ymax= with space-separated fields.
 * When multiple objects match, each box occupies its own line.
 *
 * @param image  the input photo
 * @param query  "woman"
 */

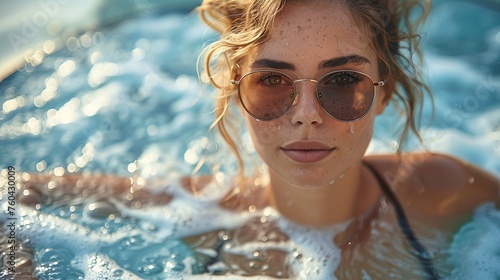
xmin=3 ymin=0 xmax=499 ymax=279
xmin=185 ymin=0 xmax=500 ymax=278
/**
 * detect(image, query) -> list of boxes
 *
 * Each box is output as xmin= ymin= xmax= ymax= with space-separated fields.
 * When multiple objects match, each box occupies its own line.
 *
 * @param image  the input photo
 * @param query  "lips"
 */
xmin=280 ymin=141 xmax=335 ymax=163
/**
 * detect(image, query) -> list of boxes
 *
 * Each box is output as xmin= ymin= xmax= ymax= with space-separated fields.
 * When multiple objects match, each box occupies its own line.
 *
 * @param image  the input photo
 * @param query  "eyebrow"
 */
xmin=250 ymin=55 xmax=371 ymax=71
xmin=319 ymin=55 xmax=371 ymax=69
xmin=251 ymin=59 xmax=295 ymax=70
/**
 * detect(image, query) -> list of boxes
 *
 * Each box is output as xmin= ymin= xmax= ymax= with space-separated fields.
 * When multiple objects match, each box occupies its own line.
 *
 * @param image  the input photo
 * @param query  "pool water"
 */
xmin=1 ymin=0 xmax=500 ymax=279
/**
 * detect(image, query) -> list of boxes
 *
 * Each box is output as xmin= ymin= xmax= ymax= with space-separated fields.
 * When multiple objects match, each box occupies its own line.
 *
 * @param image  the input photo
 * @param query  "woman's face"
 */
xmin=240 ymin=2 xmax=387 ymax=188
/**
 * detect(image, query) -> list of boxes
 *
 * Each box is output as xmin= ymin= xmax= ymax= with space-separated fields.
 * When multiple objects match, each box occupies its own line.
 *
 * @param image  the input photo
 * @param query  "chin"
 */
xmin=290 ymin=182 xmax=332 ymax=189
xmin=279 ymin=172 xmax=338 ymax=189
xmin=271 ymin=161 xmax=356 ymax=189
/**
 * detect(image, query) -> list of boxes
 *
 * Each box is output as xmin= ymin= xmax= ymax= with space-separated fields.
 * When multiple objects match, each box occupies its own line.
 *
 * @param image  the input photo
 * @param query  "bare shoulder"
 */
xmin=364 ymin=152 xmax=499 ymax=218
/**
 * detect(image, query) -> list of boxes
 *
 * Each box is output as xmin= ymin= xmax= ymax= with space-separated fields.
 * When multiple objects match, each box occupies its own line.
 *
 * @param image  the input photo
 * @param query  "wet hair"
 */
xmin=197 ymin=0 xmax=431 ymax=188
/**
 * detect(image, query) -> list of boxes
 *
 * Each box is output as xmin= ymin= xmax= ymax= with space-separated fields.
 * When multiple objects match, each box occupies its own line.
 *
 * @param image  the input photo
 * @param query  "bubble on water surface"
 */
xmin=35 ymin=247 xmax=85 ymax=279
xmin=103 ymin=235 xmax=198 ymax=277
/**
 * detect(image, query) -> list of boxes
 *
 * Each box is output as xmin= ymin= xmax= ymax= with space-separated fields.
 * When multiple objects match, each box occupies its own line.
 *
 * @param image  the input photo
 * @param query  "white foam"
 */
xmin=74 ymin=253 xmax=139 ymax=280
xmin=104 ymin=190 xmax=346 ymax=279
xmin=12 ymin=203 xmax=142 ymax=252
xmin=277 ymin=217 xmax=348 ymax=280
xmin=112 ymin=178 xmax=253 ymax=239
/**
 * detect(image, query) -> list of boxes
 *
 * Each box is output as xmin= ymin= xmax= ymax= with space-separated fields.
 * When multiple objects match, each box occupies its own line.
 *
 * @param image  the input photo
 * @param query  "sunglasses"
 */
xmin=231 ymin=70 xmax=385 ymax=121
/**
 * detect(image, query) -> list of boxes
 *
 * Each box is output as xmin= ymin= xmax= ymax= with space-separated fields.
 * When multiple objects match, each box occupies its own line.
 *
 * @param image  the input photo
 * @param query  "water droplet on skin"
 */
xmin=468 ymin=176 xmax=475 ymax=184
xmin=404 ymin=199 xmax=412 ymax=206
xmin=330 ymin=180 xmax=335 ymax=185
xmin=349 ymin=122 xmax=355 ymax=133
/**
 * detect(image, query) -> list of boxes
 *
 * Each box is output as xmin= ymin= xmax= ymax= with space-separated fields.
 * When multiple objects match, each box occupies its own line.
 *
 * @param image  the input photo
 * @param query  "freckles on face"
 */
xmin=246 ymin=117 xmax=287 ymax=147
xmin=238 ymin=2 xmax=384 ymax=187
xmin=267 ymin=10 xmax=371 ymax=69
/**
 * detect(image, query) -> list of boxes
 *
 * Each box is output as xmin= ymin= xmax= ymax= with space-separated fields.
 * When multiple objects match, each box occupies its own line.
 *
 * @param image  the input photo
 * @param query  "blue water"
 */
xmin=1 ymin=1 xmax=500 ymax=279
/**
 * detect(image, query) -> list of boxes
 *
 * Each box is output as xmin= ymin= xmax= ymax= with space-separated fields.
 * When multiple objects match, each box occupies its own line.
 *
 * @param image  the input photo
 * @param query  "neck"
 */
xmin=267 ymin=163 xmax=381 ymax=227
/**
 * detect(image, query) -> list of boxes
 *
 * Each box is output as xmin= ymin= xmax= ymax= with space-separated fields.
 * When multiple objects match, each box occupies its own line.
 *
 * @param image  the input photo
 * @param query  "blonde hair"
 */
xmin=197 ymin=0 xmax=431 ymax=189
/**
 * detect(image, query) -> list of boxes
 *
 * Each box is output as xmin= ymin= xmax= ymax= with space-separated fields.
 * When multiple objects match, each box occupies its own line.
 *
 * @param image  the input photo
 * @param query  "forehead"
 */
xmin=246 ymin=2 xmax=375 ymax=72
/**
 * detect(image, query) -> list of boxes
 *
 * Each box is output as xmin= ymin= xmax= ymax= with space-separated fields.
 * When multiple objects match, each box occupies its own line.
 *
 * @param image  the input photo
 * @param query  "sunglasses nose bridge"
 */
xmin=291 ymin=78 xmax=320 ymax=106
xmin=293 ymin=78 xmax=318 ymax=92
xmin=292 ymin=79 xmax=318 ymax=105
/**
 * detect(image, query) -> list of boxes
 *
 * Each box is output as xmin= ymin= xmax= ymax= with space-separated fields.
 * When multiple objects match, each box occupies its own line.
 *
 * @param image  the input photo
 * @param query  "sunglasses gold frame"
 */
xmin=231 ymin=70 xmax=385 ymax=121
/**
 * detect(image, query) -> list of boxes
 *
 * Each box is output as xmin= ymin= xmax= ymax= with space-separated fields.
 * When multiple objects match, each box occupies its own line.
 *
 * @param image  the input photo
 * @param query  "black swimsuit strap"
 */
xmin=363 ymin=161 xmax=441 ymax=280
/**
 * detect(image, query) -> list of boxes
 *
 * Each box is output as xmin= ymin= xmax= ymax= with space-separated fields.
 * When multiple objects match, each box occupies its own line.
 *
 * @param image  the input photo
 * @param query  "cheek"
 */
xmin=246 ymin=118 xmax=286 ymax=147
xmin=247 ymin=122 xmax=269 ymax=146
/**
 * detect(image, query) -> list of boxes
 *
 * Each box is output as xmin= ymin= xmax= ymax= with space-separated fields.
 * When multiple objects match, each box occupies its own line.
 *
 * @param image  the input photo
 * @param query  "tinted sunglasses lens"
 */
xmin=317 ymin=71 xmax=375 ymax=121
xmin=239 ymin=72 xmax=295 ymax=120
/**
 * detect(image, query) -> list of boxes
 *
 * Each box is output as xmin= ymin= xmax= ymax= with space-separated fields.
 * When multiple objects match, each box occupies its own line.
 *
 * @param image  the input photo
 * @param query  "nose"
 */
xmin=290 ymin=80 xmax=324 ymax=125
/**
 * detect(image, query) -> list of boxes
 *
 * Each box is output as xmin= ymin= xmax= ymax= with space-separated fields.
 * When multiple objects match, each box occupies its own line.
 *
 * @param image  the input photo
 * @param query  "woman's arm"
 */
xmin=14 ymin=172 xmax=172 ymax=208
